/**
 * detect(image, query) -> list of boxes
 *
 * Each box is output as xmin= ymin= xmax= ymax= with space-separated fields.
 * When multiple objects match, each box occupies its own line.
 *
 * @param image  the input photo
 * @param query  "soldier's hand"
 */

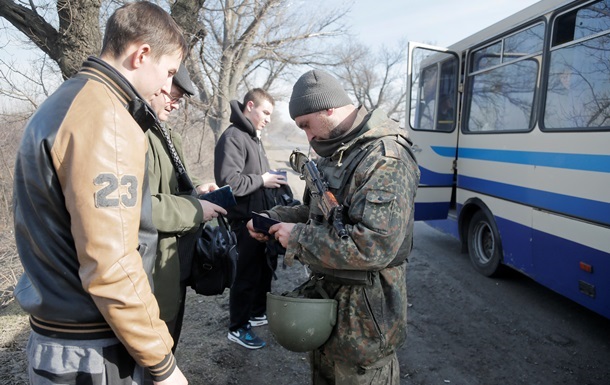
xmin=269 ymin=222 xmax=295 ymax=248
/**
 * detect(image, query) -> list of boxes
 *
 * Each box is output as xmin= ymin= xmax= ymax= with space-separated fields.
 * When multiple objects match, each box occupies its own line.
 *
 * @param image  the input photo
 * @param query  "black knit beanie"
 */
xmin=289 ymin=70 xmax=352 ymax=119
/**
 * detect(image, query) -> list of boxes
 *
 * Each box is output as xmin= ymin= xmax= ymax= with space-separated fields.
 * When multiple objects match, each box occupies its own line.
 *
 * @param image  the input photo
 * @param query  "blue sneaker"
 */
xmin=249 ymin=314 xmax=268 ymax=327
xmin=227 ymin=324 xmax=266 ymax=349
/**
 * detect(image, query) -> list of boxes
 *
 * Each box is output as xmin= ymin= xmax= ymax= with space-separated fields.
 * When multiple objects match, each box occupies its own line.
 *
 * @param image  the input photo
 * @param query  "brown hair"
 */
xmin=244 ymin=88 xmax=275 ymax=107
xmin=101 ymin=1 xmax=187 ymax=61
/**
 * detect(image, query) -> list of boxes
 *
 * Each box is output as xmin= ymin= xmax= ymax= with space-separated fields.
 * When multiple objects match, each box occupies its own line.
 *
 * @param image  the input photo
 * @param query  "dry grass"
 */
xmin=0 ymin=231 xmax=19 ymax=309
xmin=0 ymin=116 xmax=23 ymax=309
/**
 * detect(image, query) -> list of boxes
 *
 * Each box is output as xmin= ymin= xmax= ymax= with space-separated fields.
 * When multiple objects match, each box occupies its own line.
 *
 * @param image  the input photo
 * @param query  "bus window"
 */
xmin=503 ymin=23 xmax=545 ymax=64
xmin=466 ymin=23 xmax=544 ymax=132
xmin=437 ymin=93 xmax=455 ymax=131
xmin=553 ymin=0 xmax=610 ymax=45
xmin=544 ymin=0 xmax=610 ymax=130
xmin=472 ymin=42 xmax=502 ymax=72
xmin=417 ymin=65 xmax=439 ymax=130
xmin=467 ymin=59 xmax=538 ymax=132
xmin=409 ymin=47 xmax=458 ymax=132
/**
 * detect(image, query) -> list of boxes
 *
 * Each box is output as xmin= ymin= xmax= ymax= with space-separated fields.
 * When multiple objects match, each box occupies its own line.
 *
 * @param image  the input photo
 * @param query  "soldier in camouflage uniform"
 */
xmin=248 ymin=69 xmax=420 ymax=384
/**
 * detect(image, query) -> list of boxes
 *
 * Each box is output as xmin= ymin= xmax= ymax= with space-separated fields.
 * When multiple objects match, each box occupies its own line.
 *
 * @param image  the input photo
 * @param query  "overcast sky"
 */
xmin=331 ymin=0 xmax=541 ymax=48
xmin=1 ymin=0 xmax=542 ymax=111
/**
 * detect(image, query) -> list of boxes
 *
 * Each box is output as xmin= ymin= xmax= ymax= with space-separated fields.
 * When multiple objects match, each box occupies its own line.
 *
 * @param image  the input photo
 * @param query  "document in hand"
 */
xmin=200 ymin=185 xmax=237 ymax=209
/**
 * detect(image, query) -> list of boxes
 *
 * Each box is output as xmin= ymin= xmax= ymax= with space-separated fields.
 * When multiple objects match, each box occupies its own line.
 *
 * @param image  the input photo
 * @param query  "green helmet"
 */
xmin=267 ymin=292 xmax=337 ymax=352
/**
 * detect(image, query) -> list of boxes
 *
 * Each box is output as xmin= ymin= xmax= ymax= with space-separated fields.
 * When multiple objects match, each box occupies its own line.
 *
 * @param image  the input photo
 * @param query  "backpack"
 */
xmin=189 ymin=215 xmax=238 ymax=296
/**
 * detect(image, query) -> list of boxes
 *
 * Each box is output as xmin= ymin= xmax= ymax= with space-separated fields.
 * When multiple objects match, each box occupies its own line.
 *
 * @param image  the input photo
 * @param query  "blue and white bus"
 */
xmin=407 ymin=0 xmax=610 ymax=318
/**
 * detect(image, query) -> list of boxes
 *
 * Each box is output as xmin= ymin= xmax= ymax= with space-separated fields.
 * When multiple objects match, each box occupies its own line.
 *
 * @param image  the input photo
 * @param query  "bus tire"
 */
xmin=467 ymin=210 xmax=503 ymax=277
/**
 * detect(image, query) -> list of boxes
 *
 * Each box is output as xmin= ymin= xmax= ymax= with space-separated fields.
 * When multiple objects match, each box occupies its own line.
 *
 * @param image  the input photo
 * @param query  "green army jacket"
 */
xmin=146 ymin=123 xmax=205 ymax=321
xmin=266 ymin=108 xmax=420 ymax=366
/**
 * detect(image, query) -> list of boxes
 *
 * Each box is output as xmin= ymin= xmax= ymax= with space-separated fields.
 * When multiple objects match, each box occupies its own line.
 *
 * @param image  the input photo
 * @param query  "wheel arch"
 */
xmin=458 ymin=198 xmax=499 ymax=254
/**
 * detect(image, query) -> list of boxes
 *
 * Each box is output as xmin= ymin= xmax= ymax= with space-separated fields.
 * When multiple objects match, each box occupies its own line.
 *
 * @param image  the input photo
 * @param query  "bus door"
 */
xmin=407 ymin=43 xmax=460 ymax=220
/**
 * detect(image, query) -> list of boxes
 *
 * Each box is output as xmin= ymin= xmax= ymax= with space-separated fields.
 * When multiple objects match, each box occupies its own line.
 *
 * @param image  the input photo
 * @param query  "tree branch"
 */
xmin=0 ymin=0 xmax=60 ymax=62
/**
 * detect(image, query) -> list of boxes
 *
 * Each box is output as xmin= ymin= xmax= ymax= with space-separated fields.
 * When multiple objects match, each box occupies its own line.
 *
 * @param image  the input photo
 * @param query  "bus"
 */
xmin=406 ymin=0 xmax=610 ymax=319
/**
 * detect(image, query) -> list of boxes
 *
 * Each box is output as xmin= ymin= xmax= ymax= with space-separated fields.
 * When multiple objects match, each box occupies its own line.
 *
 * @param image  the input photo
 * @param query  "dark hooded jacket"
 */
xmin=214 ymin=100 xmax=273 ymax=224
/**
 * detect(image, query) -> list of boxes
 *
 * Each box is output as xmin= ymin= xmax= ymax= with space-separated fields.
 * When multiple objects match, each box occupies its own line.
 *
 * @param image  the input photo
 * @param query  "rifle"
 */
xmin=289 ymin=150 xmax=349 ymax=240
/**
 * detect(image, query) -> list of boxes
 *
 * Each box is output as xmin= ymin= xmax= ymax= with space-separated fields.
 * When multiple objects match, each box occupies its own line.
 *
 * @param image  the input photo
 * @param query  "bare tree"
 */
xmin=334 ymin=39 xmax=408 ymax=122
xmin=0 ymin=0 xmax=102 ymax=80
xmin=187 ymin=0 xmax=350 ymax=144
xmin=0 ymin=0 xmax=351 ymax=138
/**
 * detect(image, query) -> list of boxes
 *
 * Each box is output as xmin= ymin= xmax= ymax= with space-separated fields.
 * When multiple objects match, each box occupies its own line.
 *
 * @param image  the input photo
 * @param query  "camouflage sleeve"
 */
xmin=264 ymin=203 xmax=310 ymax=223
xmin=292 ymin=142 xmax=418 ymax=271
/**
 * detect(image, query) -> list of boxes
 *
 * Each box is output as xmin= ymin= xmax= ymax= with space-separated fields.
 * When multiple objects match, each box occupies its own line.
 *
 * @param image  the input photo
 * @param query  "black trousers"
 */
xmin=229 ymin=222 xmax=276 ymax=331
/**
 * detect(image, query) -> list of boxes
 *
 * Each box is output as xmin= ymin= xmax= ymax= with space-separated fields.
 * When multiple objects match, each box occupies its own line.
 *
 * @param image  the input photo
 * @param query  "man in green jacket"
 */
xmin=146 ymin=64 xmax=226 ymax=352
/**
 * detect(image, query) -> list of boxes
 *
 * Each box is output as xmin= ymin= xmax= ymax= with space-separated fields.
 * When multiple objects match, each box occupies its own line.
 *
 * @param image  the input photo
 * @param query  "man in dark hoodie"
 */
xmin=214 ymin=88 xmax=287 ymax=349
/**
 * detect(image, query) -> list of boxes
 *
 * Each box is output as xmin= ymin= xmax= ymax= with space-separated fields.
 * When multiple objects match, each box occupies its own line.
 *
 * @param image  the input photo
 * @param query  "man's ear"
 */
xmin=246 ymin=100 xmax=255 ymax=111
xmin=131 ymin=44 xmax=152 ymax=69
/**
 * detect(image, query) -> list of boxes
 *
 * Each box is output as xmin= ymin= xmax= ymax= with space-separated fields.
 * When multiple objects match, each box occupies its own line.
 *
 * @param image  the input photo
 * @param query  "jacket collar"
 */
xmin=76 ymin=56 xmax=159 ymax=132
xmin=328 ymin=108 xmax=408 ymax=166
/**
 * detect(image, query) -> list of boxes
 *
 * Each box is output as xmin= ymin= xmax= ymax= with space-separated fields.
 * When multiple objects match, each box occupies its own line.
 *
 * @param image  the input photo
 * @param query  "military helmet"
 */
xmin=267 ymin=292 xmax=337 ymax=352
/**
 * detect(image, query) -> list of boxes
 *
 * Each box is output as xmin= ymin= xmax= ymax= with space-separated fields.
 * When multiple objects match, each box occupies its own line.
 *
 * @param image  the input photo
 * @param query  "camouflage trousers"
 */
xmin=310 ymin=349 xmax=400 ymax=385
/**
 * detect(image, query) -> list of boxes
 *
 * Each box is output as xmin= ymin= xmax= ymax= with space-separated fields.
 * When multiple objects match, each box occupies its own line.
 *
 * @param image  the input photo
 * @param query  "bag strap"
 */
xmin=216 ymin=215 xmax=234 ymax=246
xmin=283 ymin=276 xmax=332 ymax=299
xmin=156 ymin=123 xmax=196 ymax=195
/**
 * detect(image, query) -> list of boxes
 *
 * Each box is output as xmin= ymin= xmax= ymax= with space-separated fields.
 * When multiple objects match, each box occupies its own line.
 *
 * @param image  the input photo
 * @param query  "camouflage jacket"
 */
xmin=266 ymin=108 xmax=420 ymax=366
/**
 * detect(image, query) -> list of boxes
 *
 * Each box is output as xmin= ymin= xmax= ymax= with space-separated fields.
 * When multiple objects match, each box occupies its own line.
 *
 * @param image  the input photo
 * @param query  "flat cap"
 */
xmin=173 ymin=63 xmax=196 ymax=97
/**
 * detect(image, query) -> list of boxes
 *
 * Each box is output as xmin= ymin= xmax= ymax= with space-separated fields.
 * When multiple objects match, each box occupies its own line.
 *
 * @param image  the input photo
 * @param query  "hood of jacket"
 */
xmin=229 ymin=100 xmax=257 ymax=137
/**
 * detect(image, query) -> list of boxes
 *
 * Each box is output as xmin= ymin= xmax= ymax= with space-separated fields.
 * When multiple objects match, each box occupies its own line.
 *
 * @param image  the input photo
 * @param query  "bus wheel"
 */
xmin=467 ymin=210 xmax=503 ymax=277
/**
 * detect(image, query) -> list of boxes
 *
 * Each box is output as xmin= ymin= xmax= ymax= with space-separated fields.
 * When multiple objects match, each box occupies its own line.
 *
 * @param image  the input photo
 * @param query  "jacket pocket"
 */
xmin=362 ymin=190 xmax=396 ymax=235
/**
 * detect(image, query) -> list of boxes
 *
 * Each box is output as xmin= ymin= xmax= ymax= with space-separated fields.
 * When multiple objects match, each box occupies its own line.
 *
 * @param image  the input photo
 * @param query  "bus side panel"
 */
xmin=424 ymin=218 xmax=460 ymax=239
xmin=410 ymin=137 xmax=457 ymax=221
xmin=532 ymin=210 xmax=610 ymax=319
xmin=458 ymin=190 xmax=610 ymax=319
xmin=495 ymin=216 xmax=534 ymax=274
xmin=415 ymin=201 xmax=451 ymax=221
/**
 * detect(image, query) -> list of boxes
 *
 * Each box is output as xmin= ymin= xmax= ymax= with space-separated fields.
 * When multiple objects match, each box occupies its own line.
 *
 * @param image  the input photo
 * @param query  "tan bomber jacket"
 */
xmin=13 ymin=57 xmax=175 ymax=381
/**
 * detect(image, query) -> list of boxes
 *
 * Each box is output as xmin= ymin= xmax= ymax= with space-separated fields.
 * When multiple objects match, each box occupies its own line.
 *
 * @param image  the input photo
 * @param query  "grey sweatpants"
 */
xmin=26 ymin=331 xmax=144 ymax=385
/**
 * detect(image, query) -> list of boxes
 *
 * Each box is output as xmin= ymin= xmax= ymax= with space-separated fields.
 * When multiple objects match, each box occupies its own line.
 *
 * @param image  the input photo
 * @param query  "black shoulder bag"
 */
xmin=157 ymin=124 xmax=238 ymax=296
